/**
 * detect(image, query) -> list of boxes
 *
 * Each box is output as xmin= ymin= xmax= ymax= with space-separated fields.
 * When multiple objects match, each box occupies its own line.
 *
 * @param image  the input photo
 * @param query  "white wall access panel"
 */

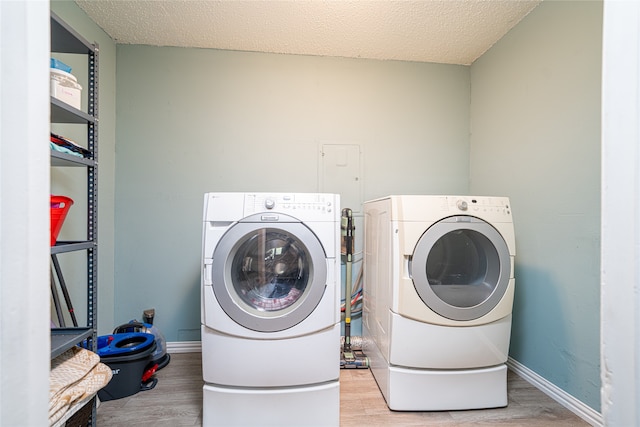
xmin=319 ymin=143 xmax=362 ymax=213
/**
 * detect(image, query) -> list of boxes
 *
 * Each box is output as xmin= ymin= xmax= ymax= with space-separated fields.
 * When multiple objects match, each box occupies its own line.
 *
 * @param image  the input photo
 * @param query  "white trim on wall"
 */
xmin=508 ymin=358 xmax=603 ymax=427
xmin=167 ymin=341 xmax=202 ymax=353
xmin=600 ymin=1 xmax=640 ymax=426
xmin=0 ymin=1 xmax=50 ymax=425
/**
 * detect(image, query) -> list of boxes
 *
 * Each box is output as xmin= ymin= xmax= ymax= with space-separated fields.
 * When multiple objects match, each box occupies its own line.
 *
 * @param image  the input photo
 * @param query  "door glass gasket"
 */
xmin=410 ymin=216 xmax=511 ymax=321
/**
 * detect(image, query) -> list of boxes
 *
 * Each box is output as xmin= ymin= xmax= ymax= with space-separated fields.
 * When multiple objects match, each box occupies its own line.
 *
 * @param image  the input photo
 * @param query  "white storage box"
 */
xmin=50 ymin=68 xmax=82 ymax=110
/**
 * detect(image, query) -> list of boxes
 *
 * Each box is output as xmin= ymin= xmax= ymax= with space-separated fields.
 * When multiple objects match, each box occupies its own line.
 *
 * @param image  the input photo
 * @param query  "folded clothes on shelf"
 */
xmin=51 ymin=142 xmax=83 ymax=158
xmin=50 ymin=133 xmax=91 ymax=158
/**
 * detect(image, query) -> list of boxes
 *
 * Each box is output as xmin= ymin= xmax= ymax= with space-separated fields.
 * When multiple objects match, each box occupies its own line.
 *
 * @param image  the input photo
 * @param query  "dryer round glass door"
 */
xmin=410 ymin=216 xmax=511 ymax=321
xmin=211 ymin=219 xmax=327 ymax=332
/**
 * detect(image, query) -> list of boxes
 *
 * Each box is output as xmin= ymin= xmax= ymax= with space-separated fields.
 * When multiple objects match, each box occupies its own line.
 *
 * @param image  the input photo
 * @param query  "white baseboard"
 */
xmin=166 ymin=341 xmax=201 ymax=353
xmin=507 ymin=357 xmax=602 ymax=427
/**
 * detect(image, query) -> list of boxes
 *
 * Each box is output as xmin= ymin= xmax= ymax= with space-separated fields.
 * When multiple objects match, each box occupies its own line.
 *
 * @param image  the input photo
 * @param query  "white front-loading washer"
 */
xmin=201 ymin=192 xmax=340 ymax=426
xmin=362 ymin=195 xmax=516 ymax=411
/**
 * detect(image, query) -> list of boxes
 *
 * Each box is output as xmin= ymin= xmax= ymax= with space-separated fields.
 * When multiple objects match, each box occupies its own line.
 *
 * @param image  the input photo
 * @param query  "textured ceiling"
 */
xmin=75 ymin=0 xmax=542 ymax=66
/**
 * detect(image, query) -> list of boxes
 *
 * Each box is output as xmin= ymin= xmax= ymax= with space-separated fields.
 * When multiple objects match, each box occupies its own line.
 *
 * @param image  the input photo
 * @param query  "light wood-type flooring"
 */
xmin=96 ymin=352 xmax=590 ymax=426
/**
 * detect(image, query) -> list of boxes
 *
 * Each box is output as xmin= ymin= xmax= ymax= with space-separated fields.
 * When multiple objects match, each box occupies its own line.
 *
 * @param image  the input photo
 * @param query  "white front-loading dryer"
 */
xmin=201 ymin=192 xmax=340 ymax=426
xmin=362 ymin=195 xmax=516 ymax=411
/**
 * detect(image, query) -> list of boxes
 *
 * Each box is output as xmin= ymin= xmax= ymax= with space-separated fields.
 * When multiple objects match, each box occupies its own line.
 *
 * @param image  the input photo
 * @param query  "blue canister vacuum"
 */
xmin=113 ymin=308 xmax=170 ymax=370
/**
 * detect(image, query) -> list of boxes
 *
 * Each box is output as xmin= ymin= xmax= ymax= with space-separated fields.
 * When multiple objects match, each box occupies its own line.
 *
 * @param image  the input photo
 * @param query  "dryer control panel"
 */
xmin=451 ymin=196 xmax=511 ymax=220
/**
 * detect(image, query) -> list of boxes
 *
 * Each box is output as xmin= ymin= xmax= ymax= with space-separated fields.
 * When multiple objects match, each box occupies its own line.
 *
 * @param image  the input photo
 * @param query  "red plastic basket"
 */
xmin=50 ymin=195 xmax=74 ymax=246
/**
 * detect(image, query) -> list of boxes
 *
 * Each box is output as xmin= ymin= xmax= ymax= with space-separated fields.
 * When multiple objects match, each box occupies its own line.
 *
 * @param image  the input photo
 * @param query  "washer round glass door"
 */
xmin=410 ymin=216 xmax=511 ymax=321
xmin=211 ymin=216 xmax=327 ymax=332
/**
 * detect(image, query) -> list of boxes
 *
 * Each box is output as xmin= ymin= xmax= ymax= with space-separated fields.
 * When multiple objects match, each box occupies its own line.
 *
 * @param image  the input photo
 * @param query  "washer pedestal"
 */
xmin=203 ymin=381 xmax=339 ymax=426
xmin=201 ymin=323 xmax=340 ymax=387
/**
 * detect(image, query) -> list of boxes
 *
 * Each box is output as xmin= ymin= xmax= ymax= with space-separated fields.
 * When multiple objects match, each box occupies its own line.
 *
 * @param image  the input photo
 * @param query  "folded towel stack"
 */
xmin=49 ymin=346 xmax=112 ymax=425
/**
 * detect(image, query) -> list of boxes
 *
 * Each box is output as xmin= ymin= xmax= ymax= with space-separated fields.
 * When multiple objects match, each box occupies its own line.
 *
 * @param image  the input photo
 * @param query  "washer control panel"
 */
xmin=245 ymin=193 xmax=337 ymax=220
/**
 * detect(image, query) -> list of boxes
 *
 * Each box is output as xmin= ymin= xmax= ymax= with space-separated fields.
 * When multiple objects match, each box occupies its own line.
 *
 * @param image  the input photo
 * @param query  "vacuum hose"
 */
xmin=341 ymin=335 xmax=365 ymax=350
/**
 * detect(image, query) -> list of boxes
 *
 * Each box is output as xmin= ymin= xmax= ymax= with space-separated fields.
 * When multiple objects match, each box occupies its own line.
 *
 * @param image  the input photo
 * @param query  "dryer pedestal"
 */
xmin=364 ymin=324 xmax=507 ymax=411
xmin=203 ymin=381 xmax=339 ymax=426
xmin=381 ymin=363 xmax=507 ymax=411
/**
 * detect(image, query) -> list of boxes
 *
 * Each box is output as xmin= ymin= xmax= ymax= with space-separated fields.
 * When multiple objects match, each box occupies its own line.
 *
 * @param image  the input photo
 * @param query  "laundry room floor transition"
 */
xmin=95 ymin=352 xmax=590 ymax=426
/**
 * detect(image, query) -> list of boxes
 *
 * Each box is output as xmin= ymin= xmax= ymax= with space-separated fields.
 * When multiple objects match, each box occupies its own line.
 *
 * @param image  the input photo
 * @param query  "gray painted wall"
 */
xmin=470 ymin=0 xmax=602 ymax=411
xmin=114 ymin=46 xmax=470 ymax=340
